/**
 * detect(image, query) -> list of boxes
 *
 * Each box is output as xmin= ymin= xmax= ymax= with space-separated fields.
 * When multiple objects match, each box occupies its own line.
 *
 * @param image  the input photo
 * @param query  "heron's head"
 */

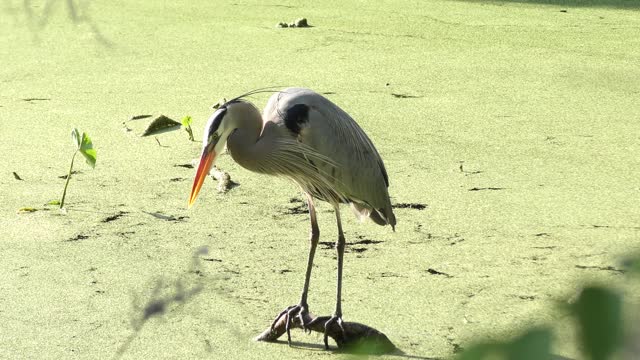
xmin=188 ymin=100 xmax=259 ymax=207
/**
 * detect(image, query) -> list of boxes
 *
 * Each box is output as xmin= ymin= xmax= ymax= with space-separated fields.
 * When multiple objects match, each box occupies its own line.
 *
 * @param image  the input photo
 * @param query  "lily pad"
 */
xmin=141 ymin=115 xmax=182 ymax=137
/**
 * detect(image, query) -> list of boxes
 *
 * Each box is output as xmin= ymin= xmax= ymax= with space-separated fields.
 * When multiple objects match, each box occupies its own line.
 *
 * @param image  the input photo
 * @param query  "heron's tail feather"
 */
xmin=350 ymin=202 xmax=396 ymax=230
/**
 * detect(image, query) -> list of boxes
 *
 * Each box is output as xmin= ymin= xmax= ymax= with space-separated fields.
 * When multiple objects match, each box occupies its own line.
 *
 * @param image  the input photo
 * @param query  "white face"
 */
xmin=202 ymin=107 xmax=232 ymax=156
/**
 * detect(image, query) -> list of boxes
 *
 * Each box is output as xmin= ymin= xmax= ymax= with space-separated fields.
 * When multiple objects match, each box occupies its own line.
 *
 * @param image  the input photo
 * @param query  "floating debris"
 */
xmin=277 ymin=18 xmax=310 ymax=28
xmin=12 ymin=172 xmax=23 ymax=180
xmin=294 ymin=18 xmax=309 ymax=27
xmin=129 ymin=114 xmax=152 ymax=121
xmin=141 ymin=115 xmax=182 ymax=137
xmin=393 ymin=203 xmax=427 ymax=210
xmin=17 ymin=207 xmax=38 ymax=213
xmin=210 ymin=98 xmax=228 ymax=110
xmin=210 ymin=166 xmax=233 ymax=193
xmin=174 ymin=163 xmax=194 ymax=169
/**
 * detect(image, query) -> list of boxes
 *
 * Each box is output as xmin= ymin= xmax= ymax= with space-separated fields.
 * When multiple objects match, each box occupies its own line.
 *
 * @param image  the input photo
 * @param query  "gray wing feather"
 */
xmin=264 ymin=88 xmax=395 ymax=227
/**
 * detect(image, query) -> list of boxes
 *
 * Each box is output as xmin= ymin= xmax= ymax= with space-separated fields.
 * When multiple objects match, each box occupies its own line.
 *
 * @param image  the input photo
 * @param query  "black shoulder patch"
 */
xmin=283 ymin=103 xmax=310 ymax=134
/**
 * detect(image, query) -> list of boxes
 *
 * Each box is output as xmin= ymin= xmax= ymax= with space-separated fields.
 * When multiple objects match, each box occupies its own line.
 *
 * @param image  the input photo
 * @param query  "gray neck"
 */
xmin=227 ymin=119 xmax=278 ymax=175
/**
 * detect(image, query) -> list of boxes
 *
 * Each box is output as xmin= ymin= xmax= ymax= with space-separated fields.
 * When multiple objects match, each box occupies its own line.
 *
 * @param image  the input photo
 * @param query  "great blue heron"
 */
xmin=188 ymin=87 xmax=396 ymax=349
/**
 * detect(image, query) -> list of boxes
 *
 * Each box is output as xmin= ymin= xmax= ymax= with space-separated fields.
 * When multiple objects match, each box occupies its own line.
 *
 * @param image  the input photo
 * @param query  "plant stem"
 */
xmin=185 ymin=125 xmax=194 ymax=141
xmin=60 ymin=150 xmax=78 ymax=209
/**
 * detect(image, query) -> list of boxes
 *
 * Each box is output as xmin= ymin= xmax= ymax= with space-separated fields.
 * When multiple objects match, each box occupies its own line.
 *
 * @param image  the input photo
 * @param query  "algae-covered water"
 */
xmin=1 ymin=1 xmax=639 ymax=359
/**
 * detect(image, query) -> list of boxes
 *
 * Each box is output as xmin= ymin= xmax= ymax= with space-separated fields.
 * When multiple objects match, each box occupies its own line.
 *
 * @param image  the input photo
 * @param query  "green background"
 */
xmin=1 ymin=1 xmax=639 ymax=358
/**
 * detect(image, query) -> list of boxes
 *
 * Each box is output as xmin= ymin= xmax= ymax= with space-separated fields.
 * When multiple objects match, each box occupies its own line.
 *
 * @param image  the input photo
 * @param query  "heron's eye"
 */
xmin=209 ymin=132 xmax=219 ymax=144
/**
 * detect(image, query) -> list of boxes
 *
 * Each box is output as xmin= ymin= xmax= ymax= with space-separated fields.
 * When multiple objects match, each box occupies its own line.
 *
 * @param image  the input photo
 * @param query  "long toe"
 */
xmin=322 ymin=315 xmax=346 ymax=350
xmin=270 ymin=304 xmax=309 ymax=345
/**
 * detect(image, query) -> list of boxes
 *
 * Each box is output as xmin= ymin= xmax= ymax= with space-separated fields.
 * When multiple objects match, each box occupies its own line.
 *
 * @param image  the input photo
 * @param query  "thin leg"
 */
xmin=270 ymin=194 xmax=320 ymax=344
xmin=321 ymin=205 xmax=347 ymax=349
xmin=334 ymin=206 xmax=345 ymax=319
xmin=299 ymin=193 xmax=320 ymax=307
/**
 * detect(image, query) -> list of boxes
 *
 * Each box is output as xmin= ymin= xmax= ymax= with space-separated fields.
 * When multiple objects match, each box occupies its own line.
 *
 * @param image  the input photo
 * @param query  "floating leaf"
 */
xmin=18 ymin=207 xmax=38 ymax=213
xmin=46 ymin=200 xmax=61 ymax=206
xmin=71 ymin=128 xmax=81 ymax=148
xmin=573 ymin=286 xmax=622 ymax=360
xmin=141 ymin=115 xmax=182 ymax=137
xmin=79 ymin=132 xmax=96 ymax=168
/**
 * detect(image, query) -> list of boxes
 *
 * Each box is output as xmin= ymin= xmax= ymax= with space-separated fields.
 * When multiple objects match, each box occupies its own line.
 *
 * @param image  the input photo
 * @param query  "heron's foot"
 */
xmin=308 ymin=314 xmax=346 ymax=350
xmin=270 ymin=303 xmax=310 ymax=345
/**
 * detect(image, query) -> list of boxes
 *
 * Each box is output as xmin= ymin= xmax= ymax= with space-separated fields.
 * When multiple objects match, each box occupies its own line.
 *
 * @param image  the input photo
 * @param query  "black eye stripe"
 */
xmin=208 ymin=107 xmax=227 ymax=138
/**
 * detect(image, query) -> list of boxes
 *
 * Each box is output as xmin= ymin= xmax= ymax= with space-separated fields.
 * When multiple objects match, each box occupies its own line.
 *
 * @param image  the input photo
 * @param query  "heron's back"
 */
xmin=263 ymin=88 xmax=396 ymax=229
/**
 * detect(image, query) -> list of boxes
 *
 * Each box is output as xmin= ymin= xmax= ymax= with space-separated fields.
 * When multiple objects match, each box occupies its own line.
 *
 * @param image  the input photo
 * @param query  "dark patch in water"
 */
xmin=468 ymin=187 xmax=505 ymax=191
xmin=66 ymin=234 xmax=89 ymax=242
xmin=426 ymin=268 xmax=452 ymax=278
xmin=283 ymin=202 xmax=308 ymax=215
xmin=129 ymin=114 xmax=152 ymax=121
xmin=575 ymin=265 xmax=625 ymax=274
xmin=320 ymin=237 xmax=382 ymax=253
xmin=174 ymin=163 xmax=194 ymax=169
xmin=391 ymin=93 xmax=421 ymax=99
xmin=58 ymin=170 xmax=81 ymax=179
xmin=144 ymin=211 xmax=188 ymax=222
xmin=393 ymin=203 xmax=427 ymax=210
xmin=102 ymin=211 xmax=128 ymax=223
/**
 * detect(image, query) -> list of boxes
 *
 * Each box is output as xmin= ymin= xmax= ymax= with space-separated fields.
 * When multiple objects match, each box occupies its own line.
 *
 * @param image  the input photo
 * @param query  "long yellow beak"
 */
xmin=188 ymin=149 xmax=216 ymax=208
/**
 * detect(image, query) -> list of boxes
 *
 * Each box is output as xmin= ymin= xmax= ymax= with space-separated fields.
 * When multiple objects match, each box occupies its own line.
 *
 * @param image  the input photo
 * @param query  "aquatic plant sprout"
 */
xmin=182 ymin=116 xmax=194 ymax=141
xmin=59 ymin=128 xmax=96 ymax=209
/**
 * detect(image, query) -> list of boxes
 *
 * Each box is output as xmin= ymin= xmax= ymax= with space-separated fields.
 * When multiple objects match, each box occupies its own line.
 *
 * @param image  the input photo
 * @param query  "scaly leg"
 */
xmin=270 ymin=194 xmax=319 ymax=344
xmin=312 ymin=205 xmax=347 ymax=349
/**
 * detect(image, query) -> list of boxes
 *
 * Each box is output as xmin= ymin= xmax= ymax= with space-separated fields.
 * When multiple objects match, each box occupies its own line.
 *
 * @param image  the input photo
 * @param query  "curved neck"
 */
xmin=226 ymin=115 xmax=275 ymax=174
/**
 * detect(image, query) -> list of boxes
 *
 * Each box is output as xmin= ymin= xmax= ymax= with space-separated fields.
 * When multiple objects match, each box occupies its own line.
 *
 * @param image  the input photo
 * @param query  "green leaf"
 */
xmin=622 ymin=255 xmax=640 ymax=275
xmin=573 ymin=286 xmax=622 ymax=360
xmin=456 ymin=328 xmax=552 ymax=360
xmin=79 ymin=132 xmax=97 ymax=168
xmin=181 ymin=115 xmax=193 ymax=127
xmin=46 ymin=200 xmax=61 ymax=206
xmin=456 ymin=343 xmax=502 ymax=360
xmin=18 ymin=207 xmax=38 ymax=213
xmin=506 ymin=328 xmax=552 ymax=360
xmin=71 ymin=128 xmax=81 ymax=149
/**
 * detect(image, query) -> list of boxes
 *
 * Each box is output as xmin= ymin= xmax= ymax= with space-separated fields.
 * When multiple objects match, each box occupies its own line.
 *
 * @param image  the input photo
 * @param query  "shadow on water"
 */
xmin=5 ymin=0 xmax=112 ymax=46
xmin=272 ymin=340 xmax=443 ymax=359
xmin=459 ymin=0 xmax=640 ymax=9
